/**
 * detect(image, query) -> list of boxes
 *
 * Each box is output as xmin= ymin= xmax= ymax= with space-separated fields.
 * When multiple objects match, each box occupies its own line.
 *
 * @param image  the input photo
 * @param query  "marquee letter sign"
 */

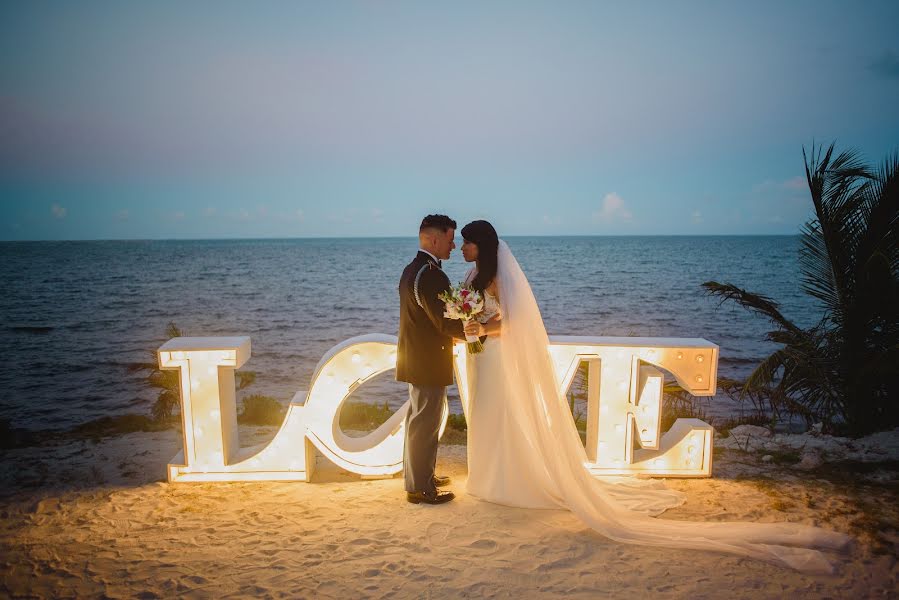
xmin=159 ymin=334 xmax=717 ymax=483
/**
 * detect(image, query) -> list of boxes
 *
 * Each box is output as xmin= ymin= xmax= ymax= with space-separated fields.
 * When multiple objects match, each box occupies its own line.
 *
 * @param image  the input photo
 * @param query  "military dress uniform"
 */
xmin=396 ymin=251 xmax=464 ymax=494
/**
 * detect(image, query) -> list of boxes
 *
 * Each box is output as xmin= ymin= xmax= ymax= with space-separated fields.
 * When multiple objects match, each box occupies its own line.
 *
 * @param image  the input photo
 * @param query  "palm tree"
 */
xmin=704 ymin=143 xmax=898 ymax=436
xmin=131 ymin=322 xmax=257 ymax=423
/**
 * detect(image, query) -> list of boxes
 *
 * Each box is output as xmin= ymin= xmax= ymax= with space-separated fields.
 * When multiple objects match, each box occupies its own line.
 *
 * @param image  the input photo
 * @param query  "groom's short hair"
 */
xmin=419 ymin=214 xmax=457 ymax=233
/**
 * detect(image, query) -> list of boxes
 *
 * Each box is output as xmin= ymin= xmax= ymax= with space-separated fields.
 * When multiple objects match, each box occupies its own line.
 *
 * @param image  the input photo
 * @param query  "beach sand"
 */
xmin=1 ymin=427 xmax=896 ymax=599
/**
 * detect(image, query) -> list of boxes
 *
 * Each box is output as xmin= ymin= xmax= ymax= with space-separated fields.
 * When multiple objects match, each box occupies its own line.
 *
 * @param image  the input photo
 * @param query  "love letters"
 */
xmin=158 ymin=334 xmax=718 ymax=482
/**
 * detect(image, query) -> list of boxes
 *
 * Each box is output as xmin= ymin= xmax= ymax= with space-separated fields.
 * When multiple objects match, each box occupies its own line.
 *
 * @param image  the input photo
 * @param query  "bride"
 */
xmin=456 ymin=220 xmax=851 ymax=574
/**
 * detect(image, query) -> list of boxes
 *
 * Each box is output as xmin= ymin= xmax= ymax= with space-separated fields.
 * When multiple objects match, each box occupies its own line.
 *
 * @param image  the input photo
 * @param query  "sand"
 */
xmin=1 ymin=427 xmax=896 ymax=599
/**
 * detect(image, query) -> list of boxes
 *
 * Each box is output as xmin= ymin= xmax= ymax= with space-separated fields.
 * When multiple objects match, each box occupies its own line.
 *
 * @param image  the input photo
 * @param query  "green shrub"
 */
xmin=238 ymin=395 xmax=285 ymax=425
xmin=446 ymin=412 xmax=467 ymax=431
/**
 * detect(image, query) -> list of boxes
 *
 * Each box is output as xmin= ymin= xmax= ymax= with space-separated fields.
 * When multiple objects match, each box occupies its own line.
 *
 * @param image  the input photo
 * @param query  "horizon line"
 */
xmin=0 ymin=233 xmax=803 ymax=243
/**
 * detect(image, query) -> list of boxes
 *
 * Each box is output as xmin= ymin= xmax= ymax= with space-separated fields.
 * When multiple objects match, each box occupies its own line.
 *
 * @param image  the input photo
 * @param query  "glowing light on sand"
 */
xmin=160 ymin=335 xmax=717 ymax=483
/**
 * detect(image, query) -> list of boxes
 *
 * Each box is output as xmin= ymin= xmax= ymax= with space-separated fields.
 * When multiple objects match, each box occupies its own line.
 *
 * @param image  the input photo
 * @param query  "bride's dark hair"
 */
xmin=461 ymin=220 xmax=499 ymax=292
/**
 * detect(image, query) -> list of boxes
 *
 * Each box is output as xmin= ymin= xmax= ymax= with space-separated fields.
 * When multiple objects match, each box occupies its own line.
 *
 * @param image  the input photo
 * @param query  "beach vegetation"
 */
xmin=704 ymin=143 xmax=898 ymax=437
xmin=238 ymin=395 xmax=285 ymax=425
xmin=338 ymin=399 xmax=392 ymax=430
xmin=129 ymin=322 xmax=258 ymax=423
xmin=335 ymin=399 xmax=468 ymax=443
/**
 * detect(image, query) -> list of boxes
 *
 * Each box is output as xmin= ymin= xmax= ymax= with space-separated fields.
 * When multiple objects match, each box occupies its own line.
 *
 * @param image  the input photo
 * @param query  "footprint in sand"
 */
xmin=348 ymin=537 xmax=375 ymax=546
xmin=466 ymin=538 xmax=499 ymax=556
xmin=425 ymin=522 xmax=452 ymax=545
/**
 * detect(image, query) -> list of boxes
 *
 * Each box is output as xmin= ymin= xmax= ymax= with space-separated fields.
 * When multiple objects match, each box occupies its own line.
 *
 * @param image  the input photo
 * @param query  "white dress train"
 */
xmin=462 ymin=240 xmax=852 ymax=574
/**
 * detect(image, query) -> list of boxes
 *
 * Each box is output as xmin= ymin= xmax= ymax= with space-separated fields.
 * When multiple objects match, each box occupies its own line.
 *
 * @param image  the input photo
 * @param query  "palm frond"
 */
xmin=236 ymin=371 xmax=257 ymax=390
xmin=799 ymin=143 xmax=872 ymax=316
xmin=855 ymin=151 xmax=899 ymax=277
xmin=744 ymin=348 xmax=789 ymax=391
xmin=702 ymin=282 xmax=802 ymax=334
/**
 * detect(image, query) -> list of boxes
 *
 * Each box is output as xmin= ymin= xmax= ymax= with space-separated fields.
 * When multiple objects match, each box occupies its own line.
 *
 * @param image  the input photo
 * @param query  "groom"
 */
xmin=396 ymin=214 xmax=465 ymax=505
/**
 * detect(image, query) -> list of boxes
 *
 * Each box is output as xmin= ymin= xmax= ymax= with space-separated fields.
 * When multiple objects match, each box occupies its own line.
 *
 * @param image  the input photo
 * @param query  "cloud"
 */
xmin=542 ymin=215 xmax=562 ymax=226
xmin=51 ymin=204 xmax=66 ymax=219
xmin=752 ymin=176 xmax=807 ymax=196
xmin=870 ymin=50 xmax=899 ymax=80
xmin=782 ymin=176 xmax=807 ymax=191
xmin=327 ymin=208 xmax=360 ymax=224
xmin=592 ymin=193 xmax=632 ymax=223
xmin=224 ymin=209 xmax=252 ymax=222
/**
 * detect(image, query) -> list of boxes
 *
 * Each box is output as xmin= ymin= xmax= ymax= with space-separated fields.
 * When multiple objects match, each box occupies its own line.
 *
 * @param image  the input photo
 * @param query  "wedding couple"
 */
xmin=396 ymin=214 xmax=851 ymax=573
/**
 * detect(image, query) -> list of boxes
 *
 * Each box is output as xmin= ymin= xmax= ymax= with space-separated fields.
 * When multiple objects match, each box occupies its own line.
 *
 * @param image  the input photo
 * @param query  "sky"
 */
xmin=1 ymin=1 xmax=898 ymax=240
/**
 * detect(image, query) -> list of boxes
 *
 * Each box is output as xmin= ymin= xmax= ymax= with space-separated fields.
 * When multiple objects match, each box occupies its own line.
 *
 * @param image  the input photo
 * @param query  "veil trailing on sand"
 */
xmin=492 ymin=239 xmax=851 ymax=574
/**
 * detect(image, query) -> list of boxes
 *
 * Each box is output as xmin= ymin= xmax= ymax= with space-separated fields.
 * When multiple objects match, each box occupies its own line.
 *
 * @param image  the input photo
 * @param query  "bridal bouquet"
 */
xmin=438 ymin=284 xmax=485 ymax=354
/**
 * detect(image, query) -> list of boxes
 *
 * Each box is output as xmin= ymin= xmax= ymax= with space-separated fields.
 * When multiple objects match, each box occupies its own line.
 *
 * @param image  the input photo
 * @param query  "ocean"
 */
xmin=0 ymin=236 xmax=821 ymax=431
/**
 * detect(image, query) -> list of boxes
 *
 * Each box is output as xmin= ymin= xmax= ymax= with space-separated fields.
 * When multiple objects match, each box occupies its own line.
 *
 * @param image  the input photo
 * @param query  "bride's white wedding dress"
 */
xmin=462 ymin=240 xmax=851 ymax=574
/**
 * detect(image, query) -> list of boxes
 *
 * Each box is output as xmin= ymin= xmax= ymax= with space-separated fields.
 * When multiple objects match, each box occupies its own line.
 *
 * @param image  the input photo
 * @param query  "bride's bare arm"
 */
xmin=463 ymin=314 xmax=502 ymax=338
xmin=483 ymin=315 xmax=502 ymax=336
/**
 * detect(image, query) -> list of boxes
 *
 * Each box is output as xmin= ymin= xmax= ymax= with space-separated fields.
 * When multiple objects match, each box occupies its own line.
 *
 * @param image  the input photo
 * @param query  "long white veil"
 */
xmin=493 ymin=239 xmax=851 ymax=574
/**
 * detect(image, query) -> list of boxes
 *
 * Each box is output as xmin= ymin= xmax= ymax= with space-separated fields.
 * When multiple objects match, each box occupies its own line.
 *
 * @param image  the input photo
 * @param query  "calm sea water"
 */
xmin=0 ymin=236 xmax=820 ymax=431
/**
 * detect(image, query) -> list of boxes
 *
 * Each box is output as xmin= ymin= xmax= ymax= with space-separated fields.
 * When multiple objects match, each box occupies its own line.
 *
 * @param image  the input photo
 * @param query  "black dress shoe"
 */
xmin=433 ymin=475 xmax=451 ymax=488
xmin=406 ymin=490 xmax=455 ymax=505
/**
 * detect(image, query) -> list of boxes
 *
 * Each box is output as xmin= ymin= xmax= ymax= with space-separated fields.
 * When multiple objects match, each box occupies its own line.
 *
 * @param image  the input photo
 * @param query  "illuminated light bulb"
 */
xmin=676 ymin=352 xmax=683 ymax=360
xmin=210 ymin=409 xmax=220 ymax=421
xmin=695 ymin=375 xmax=703 ymax=383
xmin=695 ymin=355 xmax=704 ymax=363
xmin=351 ymin=352 xmax=361 ymax=364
